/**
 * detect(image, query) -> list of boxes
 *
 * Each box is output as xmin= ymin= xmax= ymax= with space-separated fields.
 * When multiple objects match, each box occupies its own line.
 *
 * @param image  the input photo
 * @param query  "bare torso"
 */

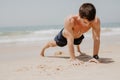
xmin=63 ymin=15 xmax=94 ymax=39
xmin=72 ymin=16 xmax=92 ymax=38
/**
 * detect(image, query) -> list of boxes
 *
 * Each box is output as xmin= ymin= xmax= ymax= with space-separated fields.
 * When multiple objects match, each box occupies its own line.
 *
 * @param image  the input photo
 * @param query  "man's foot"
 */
xmin=79 ymin=51 xmax=86 ymax=56
xmin=40 ymin=49 xmax=45 ymax=57
xmin=70 ymin=58 xmax=84 ymax=65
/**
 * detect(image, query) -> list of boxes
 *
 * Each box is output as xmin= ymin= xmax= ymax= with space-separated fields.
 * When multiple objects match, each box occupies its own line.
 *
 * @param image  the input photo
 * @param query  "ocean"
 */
xmin=0 ymin=23 xmax=120 ymax=44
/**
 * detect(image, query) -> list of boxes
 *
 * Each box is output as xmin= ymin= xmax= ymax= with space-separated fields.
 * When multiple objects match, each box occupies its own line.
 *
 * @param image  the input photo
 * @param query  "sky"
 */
xmin=0 ymin=0 xmax=120 ymax=27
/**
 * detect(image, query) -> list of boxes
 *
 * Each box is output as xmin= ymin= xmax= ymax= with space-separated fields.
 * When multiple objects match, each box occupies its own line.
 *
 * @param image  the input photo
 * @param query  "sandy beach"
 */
xmin=0 ymin=31 xmax=120 ymax=80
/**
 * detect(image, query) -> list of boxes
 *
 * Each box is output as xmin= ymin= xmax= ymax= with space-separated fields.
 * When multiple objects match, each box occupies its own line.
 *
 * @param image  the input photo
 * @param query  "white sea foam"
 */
xmin=0 ymin=28 xmax=120 ymax=44
xmin=101 ymin=27 xmax=120 ymax=36
xmin=0 ymin=29 xmax=60 ymax=43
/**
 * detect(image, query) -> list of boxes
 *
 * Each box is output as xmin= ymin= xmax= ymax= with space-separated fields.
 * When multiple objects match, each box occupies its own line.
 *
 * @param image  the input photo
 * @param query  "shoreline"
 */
xmin=0 ymin=27 xmax=120 ymax=44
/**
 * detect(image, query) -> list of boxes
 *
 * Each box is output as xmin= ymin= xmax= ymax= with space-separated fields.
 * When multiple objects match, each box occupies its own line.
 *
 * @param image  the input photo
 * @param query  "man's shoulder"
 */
xmin=92 ymin=17 xmax=100 ymax=26
xmin=94 ymin=17 xmax=100 ymax=24
xmin=92 ymin=17 xmax=101 ymax=29
xmin=64 ymin=15 xmax=77 ymax=24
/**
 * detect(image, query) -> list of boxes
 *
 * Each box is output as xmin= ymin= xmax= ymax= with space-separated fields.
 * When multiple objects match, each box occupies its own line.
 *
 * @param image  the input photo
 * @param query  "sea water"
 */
xmin=0 ymin=23 xmax=120 ymax=44
xmin=0 ymin=25 xmax=62 ymax=44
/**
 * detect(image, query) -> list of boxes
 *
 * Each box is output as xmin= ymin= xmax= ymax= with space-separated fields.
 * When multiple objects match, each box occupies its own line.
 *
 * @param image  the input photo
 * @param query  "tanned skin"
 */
xmin=40 ymin=14 xmax=100 ymax=65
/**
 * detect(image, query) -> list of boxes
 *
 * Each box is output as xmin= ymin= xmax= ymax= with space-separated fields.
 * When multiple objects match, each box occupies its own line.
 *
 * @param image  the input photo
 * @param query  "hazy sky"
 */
xmin=0 ymin=0 xmax=120 ymax=26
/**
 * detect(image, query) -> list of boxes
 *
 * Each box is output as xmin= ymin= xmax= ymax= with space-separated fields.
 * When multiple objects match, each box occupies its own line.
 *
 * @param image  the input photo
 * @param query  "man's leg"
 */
xmin=76 ymin=45 xmax=81 ymax=53
xmin=40 ymin=40 xmax=57 ymax=57
xmin=76 ymin=45 xmax=85 ymax=55
xmin=74 ymin=35 xmax=85 ymax=55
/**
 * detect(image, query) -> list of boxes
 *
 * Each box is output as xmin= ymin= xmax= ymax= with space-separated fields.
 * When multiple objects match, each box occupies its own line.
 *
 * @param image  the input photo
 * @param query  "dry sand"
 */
xmin=0 ymin=34 xmax=120 ymax=80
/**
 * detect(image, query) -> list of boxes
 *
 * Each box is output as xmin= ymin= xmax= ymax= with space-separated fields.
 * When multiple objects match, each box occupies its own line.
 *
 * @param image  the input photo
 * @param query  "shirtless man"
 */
xmin=40 ymin=3 xmax=101 ymax=65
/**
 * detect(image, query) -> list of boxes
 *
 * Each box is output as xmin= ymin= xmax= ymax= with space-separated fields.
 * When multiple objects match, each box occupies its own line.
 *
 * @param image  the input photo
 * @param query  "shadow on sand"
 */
xmin=76 ymin=54 xmax=114 ymax=64
xmin=47 ymin=53 xmax=114 ymax=64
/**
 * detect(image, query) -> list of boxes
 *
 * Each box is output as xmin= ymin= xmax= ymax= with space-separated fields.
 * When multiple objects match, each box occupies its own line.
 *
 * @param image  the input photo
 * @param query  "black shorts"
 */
xmin=54 ymin=29 xmax=84 ymax=47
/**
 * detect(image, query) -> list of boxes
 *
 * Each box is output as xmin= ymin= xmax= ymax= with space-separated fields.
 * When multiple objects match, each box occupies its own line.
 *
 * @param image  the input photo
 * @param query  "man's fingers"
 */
xmin=70 ymin=59 xmax=84 ymax=65
xmin=88 ymin=58 xmax=99 ymax=63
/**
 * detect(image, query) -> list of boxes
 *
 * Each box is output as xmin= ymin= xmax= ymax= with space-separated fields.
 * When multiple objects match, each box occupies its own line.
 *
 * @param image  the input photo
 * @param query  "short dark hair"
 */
xmin=79 ymin=3 xmax=96 ymax=21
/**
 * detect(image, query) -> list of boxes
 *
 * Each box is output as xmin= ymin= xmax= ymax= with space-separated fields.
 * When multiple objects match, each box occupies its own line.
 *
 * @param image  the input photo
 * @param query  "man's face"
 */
xmin=81 ymin=18 xmax=92 ymax=26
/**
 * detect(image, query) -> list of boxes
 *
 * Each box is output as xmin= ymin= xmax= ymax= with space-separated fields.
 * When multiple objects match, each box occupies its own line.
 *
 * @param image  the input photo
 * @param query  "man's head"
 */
xmin=79 ymin=3 xmax=96 ymax=21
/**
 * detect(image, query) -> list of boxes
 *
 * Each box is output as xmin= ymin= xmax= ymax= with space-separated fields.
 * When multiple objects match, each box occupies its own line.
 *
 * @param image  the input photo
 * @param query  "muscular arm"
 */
xmin=92 ymin=18 xmax=101 ymax=57
xmin=63 ymin=17 xmax=76 ymax=60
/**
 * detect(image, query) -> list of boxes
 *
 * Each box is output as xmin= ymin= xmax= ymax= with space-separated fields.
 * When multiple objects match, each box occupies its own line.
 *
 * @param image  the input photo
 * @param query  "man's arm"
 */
xmin=92 ymin=18 xmax=101 ymax=58
xmin=63 ymin=17 xmax=75 ymax=60
xmin=63 ymin=17 xmax=83 ymax=65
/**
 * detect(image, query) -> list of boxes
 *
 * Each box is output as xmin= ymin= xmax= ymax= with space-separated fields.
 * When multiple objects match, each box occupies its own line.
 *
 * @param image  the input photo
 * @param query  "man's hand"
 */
xmin=88 ymin=58 xmax=99 ymax=63
xmin=70 ymin=58 xmax=84 ymax=65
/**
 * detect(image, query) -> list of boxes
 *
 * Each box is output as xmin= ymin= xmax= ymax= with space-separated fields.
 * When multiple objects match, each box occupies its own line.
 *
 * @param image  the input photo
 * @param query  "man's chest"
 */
xmin=73 ymin=24 xmax=91 ymax=34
